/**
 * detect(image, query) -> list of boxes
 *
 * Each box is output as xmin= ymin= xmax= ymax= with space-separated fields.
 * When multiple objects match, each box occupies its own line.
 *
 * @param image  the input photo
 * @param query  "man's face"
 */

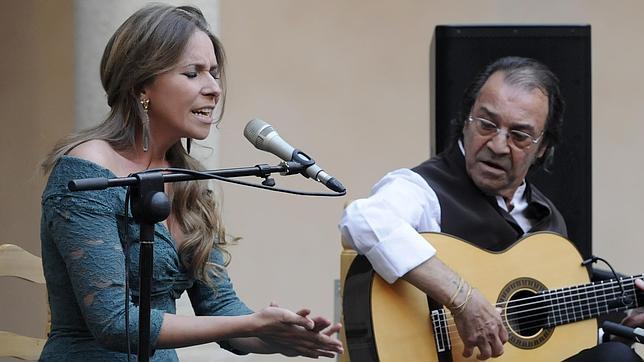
xmin=463 ymin=71 xmax=549 ymax=201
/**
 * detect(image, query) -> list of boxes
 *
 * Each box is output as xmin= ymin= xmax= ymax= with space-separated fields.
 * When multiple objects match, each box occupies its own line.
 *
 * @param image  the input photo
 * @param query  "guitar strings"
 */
xmin=444 ymin=282 xmax=636 ymax=331
xmin=500 ymin=277 xmax=640 ymax=315
xmin=433 ymin=277 xmax=641 ymax=336
xmin=461 ymin=275 xmax=640 ymax=317
xmin=485 ymin=275 xmax=641 ymax=315
xmin=438 ymin=286 xmax=634 ymax=340
xmin=441 ymin=290 xmax=634 ymax=340
xmin=498 ymin=275 xmax=642 ymax=311
xmin=440 ymin=285 xmax=634 ymax=336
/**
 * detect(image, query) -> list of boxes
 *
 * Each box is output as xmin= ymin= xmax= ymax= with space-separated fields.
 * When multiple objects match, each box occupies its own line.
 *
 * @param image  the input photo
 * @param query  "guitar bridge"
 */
xmin=431 ymin=308 xmax=451 ymax=353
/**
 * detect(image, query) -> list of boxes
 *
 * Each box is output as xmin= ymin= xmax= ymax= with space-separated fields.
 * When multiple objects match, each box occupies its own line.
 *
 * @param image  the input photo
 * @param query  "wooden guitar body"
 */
xmin=341 ymin=233 xmax=639 ymax=361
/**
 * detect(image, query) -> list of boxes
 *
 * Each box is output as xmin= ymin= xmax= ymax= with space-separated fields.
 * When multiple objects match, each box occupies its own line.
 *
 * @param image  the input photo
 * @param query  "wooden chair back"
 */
xmin=0 ymin=244 xmax=48 ymax=360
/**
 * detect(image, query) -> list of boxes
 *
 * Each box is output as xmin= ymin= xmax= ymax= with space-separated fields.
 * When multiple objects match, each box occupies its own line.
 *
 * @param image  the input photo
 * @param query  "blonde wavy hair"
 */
xmin=42 ymin=4 xmax=230 ymax=286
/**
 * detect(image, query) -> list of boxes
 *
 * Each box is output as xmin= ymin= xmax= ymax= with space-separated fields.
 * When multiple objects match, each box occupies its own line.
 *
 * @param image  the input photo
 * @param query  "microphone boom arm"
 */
xmin=68 ymin=161 xmax=306 ymax=191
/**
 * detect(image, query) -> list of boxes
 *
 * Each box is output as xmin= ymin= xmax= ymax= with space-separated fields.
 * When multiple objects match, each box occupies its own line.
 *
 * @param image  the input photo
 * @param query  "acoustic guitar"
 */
xmin=341 ymin=232 xmax=643 ymax=361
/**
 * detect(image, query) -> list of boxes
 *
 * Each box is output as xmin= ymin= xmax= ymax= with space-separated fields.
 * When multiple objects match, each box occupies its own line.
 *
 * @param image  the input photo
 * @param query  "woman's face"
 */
xmin=142 ymin=30 xmax=221 ymax=145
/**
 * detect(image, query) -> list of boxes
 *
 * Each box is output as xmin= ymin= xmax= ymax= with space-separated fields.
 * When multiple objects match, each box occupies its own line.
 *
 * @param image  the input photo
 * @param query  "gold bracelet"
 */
xmin=448 ymin=276 xmax=464 ymax=308
xmin=453 ymin=285 xmax=473 ymax=316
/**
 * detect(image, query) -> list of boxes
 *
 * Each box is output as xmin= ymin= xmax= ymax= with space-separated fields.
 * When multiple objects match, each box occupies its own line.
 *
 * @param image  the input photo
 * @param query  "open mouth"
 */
xmin=191 ymin=108 xmax=213 ymax=117
xmin=191 ymin=107 xmax=214 ymax=123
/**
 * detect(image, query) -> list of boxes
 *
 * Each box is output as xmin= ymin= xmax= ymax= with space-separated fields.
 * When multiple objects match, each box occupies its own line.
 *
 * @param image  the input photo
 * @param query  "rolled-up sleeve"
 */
xmin=339 ymin=169 xmax=441 ymax=283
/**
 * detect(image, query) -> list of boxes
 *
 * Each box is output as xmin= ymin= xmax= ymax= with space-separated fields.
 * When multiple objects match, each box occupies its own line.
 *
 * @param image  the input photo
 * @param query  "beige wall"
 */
xmin=217 ymin=1 xmax=644 ymax=361
xmin=0 ymin=1 xmax=73 ymax=361
xmin=2 ymin=1 xmax=644 ymax=361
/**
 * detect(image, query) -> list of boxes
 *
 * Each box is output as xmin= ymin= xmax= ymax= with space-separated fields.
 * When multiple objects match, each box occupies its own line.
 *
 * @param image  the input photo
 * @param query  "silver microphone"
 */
xmin=244 ymin=118 xmax=346 ymax=193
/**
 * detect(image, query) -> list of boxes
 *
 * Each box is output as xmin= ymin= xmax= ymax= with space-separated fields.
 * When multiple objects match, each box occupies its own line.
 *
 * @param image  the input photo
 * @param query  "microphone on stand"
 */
xmin=243 ymin=118 xmax=346 ymax=193
xmin=602 ymin=321 xmax=644 ymax=344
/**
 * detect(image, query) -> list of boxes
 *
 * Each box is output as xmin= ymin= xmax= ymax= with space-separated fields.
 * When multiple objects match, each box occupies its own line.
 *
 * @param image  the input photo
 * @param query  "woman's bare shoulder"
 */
xmin=67 ymin=140 xmax=121 ymax=172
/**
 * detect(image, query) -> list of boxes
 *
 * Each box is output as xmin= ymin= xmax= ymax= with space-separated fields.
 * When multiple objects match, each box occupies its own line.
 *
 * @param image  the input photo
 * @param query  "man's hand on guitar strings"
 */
xmin=621 ymin=279 xmax=644 ymax=330
xmin=452 ymin=287 xmax=509 ymax=360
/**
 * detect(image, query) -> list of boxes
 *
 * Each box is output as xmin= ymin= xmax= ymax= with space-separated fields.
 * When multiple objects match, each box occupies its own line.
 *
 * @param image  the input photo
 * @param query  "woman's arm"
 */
xmin=157 ymin=307 xmax=343 ymax=358
xmin=45 ymin=193 xmax=165 ymax=352
xmin=186 ymin=250 xmax=342 ymax=358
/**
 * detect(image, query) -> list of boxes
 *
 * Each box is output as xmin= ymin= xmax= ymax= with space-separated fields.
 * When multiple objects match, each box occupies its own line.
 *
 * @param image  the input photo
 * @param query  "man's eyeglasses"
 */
xmin=467 ymin=116 xmax=544 ymax=150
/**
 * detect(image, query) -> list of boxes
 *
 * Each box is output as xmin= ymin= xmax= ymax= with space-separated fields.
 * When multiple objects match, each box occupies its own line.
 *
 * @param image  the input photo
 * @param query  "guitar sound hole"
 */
xmin=506 ymin=290 xmax=548 ymax=337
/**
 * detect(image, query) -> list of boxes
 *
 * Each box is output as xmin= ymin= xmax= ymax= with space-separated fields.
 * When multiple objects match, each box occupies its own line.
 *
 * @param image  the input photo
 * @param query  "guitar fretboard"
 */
xmin=541 ymin=274 xmax=644 ymax=327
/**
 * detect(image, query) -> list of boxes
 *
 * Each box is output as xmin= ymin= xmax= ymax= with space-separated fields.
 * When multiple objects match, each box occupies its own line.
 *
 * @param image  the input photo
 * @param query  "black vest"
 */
xmin=412 ymin=146 xmax=567 ymax=251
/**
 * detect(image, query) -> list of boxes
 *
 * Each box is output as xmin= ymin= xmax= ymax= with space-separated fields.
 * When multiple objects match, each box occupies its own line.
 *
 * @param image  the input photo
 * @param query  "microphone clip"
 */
xmin=583 ymin=255 xmax=635 ymax=308
xmin=254 ymin=163 xmax=277 ymax=187
xmin=290 ymin=149 xmax=316 ymax=177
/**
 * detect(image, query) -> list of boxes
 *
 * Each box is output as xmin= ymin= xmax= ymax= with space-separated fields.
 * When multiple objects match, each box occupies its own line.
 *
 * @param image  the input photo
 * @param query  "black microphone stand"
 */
xmin=68 ymin=162 xmax=306 ymax=362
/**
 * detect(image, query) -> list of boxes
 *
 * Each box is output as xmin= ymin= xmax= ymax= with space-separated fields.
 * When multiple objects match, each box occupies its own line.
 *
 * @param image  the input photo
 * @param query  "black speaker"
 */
xmin=434 ymin=25 xmax=592 ymax=258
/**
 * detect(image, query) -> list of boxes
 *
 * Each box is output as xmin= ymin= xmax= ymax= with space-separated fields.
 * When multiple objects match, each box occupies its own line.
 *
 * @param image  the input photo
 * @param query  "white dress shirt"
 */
xmin=339 ymin=162 xmax=534 ymax=284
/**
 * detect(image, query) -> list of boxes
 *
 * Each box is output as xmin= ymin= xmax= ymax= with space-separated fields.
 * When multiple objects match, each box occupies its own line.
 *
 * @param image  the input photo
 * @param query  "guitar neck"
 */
xmin=543 ymin=274 xmax=644 ymax=327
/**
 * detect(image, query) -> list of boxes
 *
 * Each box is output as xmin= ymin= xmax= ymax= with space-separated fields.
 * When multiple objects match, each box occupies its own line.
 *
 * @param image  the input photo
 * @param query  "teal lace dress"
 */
xmin=40 ymin=156 xmax=252 ymax=361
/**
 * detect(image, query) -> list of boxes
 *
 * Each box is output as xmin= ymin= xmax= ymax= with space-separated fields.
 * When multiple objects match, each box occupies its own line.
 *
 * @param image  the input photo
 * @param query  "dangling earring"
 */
xmin=186 ymin=138 xmax=192 ymax=154
xmin=140 ymin=98 xmax=150 ymax=152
